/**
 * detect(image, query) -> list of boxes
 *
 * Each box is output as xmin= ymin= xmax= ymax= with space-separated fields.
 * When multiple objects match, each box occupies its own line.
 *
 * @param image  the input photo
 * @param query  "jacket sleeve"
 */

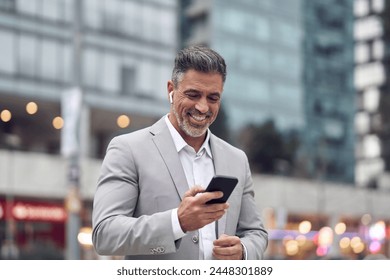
xmin=92 ymin=136 xmax=177 ymax=256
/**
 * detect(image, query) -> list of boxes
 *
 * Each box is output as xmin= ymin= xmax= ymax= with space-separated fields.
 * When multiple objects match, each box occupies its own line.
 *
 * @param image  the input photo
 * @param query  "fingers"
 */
xmin=184 ymin=186 xmax=224 ymax=203
xmin=213 ymin=235 xmax=243 ymax=260
xmin=197 ymin=191 xmax=225 ymax=205
xmin=178 ymin=186 xmax=229 ymax=232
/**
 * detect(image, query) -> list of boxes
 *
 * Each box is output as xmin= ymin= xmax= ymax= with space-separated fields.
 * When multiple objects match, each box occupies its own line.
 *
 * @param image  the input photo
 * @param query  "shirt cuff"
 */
xmin=241 ymin=242 xmax=248 ymax=260
xmin=171 ymin=208 xmax=187 ymax=240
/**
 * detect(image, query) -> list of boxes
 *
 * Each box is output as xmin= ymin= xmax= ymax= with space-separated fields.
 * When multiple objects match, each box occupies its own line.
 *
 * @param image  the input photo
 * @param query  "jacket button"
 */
xmin=192 ymin=235 xmax=199 ymax=243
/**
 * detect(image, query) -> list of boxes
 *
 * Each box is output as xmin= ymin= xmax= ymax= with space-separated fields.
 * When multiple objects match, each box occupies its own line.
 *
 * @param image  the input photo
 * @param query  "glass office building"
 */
xmin=181 ymin=0 xmax=356 ymax=184
xmin=301 ymin=0 xmax=356 ymax=183
xmin=0 ymin=0 xmax=177 ymax=158
xmin=0 ymin=0 xmax=177 ymax=259
xmin=181 ymin=0 xmax=304 ymax=133
xmin=354 ymin=0 xmax=390 ymax=190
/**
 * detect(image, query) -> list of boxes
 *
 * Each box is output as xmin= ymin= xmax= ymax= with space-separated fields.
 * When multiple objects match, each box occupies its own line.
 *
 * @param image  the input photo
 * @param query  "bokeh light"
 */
xmin=52 ymin=116 xmax=64 ymax=129
xmin=26 ymin=102 xmax=38 ymax=115
xmin=117 ymin=115 xmax=130 ymax=128
xmin=298 ymin=220 xmax=312 ymax=234
xmin=339 ymin=237 xmax=351 ymax=249
xmin=335 ymin=222 xmax=346 ymax=235
xmin=1 ymin=109 xmax=12 ymax=122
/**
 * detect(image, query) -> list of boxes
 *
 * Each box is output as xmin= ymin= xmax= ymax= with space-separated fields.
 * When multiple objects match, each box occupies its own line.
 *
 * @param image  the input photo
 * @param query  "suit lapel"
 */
xmin=150 ymin=117 xmax=189 ymax=201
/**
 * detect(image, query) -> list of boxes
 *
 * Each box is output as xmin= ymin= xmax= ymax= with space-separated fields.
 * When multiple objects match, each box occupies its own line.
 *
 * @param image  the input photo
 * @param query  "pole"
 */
xmin=63 ymin=0 xmax=83 ymax=260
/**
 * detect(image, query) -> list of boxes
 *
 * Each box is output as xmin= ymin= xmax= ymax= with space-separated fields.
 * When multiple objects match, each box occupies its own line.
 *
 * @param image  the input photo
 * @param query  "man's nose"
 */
xmin=195 ymin=97 xmax=209 ymax=113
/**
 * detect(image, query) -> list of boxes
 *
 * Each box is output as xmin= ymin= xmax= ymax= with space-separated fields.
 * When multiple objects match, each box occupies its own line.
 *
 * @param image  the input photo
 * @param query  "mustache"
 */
xmin=187 ymin=108 xmax=212 ymax=118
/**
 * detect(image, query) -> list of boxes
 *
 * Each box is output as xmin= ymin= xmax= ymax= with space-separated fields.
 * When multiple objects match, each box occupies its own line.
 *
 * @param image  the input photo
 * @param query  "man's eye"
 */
xmin=208 ymin=95 xmax=220 ymax=102
xmin=185 ymin=92 xmax=199 ymax=98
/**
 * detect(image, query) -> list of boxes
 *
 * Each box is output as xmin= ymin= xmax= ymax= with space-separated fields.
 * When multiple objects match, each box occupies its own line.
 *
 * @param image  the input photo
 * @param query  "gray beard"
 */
xmin=172 ymin=106 xmax=210 ymax=138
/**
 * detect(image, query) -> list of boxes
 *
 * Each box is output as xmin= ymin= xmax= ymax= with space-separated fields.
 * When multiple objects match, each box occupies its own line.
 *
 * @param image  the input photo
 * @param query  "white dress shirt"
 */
xmin=165 ymin=115 xmax=216 ymax=260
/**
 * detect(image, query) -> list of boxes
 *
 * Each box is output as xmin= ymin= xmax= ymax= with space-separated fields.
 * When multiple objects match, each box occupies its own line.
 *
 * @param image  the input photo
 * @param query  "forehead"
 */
xmin=178 ymin=69 xmax=223 ymax=92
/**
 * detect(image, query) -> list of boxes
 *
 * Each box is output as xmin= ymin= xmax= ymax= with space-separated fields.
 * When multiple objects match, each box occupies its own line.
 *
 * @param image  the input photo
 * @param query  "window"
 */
xmin=40 ymin=0 xmax=61 ymax=21
xmin=159 ymin=9 xmax=177 ymax=44
xmin=16 ymin=0 xmax=39 ymax=16
xmin=102 ymin=0 xmax=121 ymax=33
xmin=0 ymin=0 xmax=15 ymax=11
xmin=143 ymin=5 xmax=161 ymax=42
xmin=18 ymin=34 xmax=38 ymax=77
xmin=122 ymin=1 xmax=142 ymax=37
xmin=272 ymin=20 xmax=302 ymax=49
xmin=84 ymin=0 xmax=102 ymax=29
xmin=83 ymin=48 xmax=100 ymax=88
xmin=121 ymin=67 xmax=136 ymax=96
xmin=60 ymin=44 xmax=72 ymax=83
xmin=101 ymin=52 xmax=119 ymax=93
xmin=0 ymin=30 xmax=16 ymax=74
xmin=40 ymin=39 xmax=60 ymax=81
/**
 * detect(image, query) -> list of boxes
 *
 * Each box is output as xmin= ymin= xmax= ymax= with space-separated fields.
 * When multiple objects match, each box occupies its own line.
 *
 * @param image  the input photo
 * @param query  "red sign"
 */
xmin=0 ymin=200 xmax=67 ymax=223
xmin=0 ymin=202 xmax=3 ymax=220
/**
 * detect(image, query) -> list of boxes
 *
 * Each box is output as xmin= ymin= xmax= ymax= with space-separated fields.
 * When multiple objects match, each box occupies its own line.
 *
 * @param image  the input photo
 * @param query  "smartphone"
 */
xmin=204 ymin=175 xmax=238 ymax=204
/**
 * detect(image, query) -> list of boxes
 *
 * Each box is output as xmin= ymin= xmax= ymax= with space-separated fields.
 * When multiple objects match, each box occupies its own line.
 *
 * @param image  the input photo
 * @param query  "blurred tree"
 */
xmin=239 ymin=120 xmax=300 ymax=175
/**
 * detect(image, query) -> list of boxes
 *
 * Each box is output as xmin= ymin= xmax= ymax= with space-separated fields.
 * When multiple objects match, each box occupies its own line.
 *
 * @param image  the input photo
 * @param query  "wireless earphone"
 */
xmin=169 ymin=91 xmax=173 ymax=104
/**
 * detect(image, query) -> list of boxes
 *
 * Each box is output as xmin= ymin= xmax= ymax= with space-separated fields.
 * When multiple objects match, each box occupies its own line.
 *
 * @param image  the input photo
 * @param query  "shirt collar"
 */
xmin=165 ymin=114 xmax=212 ymax=158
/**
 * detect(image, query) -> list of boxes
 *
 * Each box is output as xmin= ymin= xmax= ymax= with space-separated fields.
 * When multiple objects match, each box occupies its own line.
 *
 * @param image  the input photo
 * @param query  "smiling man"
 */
xmin=92 ymin=45 xmax=268 ymax=260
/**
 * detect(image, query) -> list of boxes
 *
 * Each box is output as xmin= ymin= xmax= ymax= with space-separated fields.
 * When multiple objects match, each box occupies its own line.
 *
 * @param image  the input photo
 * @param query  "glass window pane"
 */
xmin=122 ymin=1 xmax=138 ymax=36
xmin=40 ymin=39 xmax=59 ymax=80
xmin=102 ymin=0 xmax=120 ymax=32
xmin=83 ymin=48 xmax=100 ymax=87
xmin=143 ymin=5 xmax=161 ymax=41
xmin=62 ymin=0 xmax=74 ymax=22
xmin=16 ymin=0 xmax=39 ymax=16
xmin=137 ymin=60 xmax=155 ymax=97
xmin=101 ymin=53 xmax=119 ymax=93
xmin=84 ymin=0 xmax=101 ymax=29
xmin=41 ymin=0 xmax=60 ymax=21
xmin=18 ymin=34 xmax=38 ymax=77
xmin=0 ymin=29 xmax=16 ymax=74
xmin=61 ymin=44 xmax=72 ymax=83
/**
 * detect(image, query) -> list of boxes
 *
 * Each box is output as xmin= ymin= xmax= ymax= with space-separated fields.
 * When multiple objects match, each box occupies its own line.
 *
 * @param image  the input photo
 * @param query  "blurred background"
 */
xmin=0 ymin=0 xmax=390 ymax=260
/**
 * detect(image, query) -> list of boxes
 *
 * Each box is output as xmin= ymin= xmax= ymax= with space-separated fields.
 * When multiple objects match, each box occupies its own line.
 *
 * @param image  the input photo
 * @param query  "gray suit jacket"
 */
xmin=92 ymin=117 xmax=268 ymax=259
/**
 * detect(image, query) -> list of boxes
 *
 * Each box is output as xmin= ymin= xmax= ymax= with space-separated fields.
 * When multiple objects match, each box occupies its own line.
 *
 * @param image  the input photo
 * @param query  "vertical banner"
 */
xmin=61 ymin=87 xmax=82 ymax=158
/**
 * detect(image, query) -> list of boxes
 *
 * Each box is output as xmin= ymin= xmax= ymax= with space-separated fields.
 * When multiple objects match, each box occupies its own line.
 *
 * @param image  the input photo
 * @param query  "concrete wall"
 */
xmin=0 ymin=150 xmax=100 ymax=200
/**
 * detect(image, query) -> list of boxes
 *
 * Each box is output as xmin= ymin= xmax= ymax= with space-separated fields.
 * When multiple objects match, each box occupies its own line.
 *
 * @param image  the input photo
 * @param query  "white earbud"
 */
xmin=169 ymin=91 xmax=173 ymax=104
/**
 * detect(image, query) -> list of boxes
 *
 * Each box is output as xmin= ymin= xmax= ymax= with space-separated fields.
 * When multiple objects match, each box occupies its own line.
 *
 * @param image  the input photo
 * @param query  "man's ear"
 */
xmin=167 ymin=80 xmax=174 ymax=104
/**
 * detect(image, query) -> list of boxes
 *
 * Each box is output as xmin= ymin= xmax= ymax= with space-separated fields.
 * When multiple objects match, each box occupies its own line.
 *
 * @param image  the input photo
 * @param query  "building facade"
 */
xmin=181 ymin=0 xmax=356 ymax=183
xmin=0 ymin=0 xmax=178 ymax=259
xmin=300 ymin=0 xmax=356 ymax=184
xmin=354 ymin=0 xmax=390 ymax=190
xmin=1 ymin=0 xmax=389 ymax=260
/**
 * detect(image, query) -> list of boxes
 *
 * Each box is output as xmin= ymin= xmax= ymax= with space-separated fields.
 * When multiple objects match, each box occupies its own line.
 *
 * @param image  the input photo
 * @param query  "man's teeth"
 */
xmin=191 ymin=115 xmax=206 ymax=121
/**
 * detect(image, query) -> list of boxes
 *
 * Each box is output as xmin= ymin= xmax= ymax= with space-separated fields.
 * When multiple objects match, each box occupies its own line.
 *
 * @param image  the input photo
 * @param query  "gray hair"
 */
xmin=171 ymin=45 xmax=227 ymax=87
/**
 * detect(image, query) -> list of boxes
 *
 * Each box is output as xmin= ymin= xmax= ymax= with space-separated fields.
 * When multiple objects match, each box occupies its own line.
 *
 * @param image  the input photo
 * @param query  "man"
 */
xmin=92 ymin=45 xmax=268 ymax=260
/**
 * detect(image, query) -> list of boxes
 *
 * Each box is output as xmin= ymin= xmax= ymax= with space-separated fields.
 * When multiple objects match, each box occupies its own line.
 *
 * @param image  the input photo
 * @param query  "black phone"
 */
xmin=204 ymin=175 xmax=239 ymax=204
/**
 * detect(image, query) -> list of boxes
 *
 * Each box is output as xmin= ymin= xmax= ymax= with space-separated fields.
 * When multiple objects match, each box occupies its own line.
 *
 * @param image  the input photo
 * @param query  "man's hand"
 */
xmin=213 ymin=234 xmax=243 ymax=260
xmin=178 ymin=186 xmax=229 ymax=232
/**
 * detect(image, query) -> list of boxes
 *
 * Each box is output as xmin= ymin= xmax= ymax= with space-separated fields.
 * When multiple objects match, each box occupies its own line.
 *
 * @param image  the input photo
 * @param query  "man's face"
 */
xmin=169 ymin=69 xmax=223 ymax=139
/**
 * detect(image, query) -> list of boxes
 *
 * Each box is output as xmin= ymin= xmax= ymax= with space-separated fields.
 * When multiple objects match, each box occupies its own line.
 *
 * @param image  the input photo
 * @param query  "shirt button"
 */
xmin=192 ymin=235 xmax=199 ymax=243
